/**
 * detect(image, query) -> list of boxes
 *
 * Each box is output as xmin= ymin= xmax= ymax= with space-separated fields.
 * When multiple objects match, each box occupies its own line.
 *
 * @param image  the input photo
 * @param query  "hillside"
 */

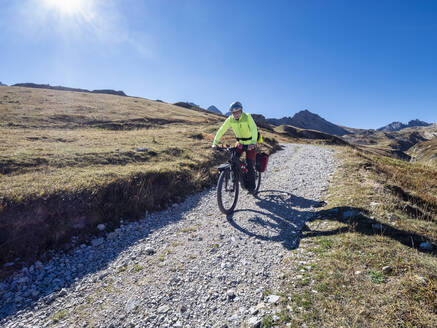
xmin=342 ymin=125 xmax=437 ymax=162
xmin=408 ymin=138 xmax=437 ymax=166
xmin=274 ymin=124 xmax=349 ymax=146
xmin=13 ymin=83 xmax=127 ymax=97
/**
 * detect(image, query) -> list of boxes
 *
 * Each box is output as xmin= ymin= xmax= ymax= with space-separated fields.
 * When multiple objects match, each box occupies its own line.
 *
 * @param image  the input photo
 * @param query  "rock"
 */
xmin=267 ymin=294 xmax=280 ymax=304
xmin=382 ymin=266 xmax=392 ymax=274
xmin=227 ymin=289 xmax=236 ymax=299
xmin=145 ymin=247 xmax=155 ymax=255
xmin=354 ymin=271 xmax=361 ymax=275
xmin=247 ymin=317 xmax=261 ymax=328
xmin=158 ymin=305 xmax=170 ymax=314
xmin=58 ymin=288 xmax=67 ymax=297
xmin=179 ymin=305 xmax=187 ymax=313
xmin=99 ymin=272 xmax=109 ymax=280
xmin=415 ymin=275 xmax=427 ymax=285
xmin=228 ymin=313 xmax=240 ymax=322
xmin=16 ymin=277 xmax=29 ymax=284
xmin=97 ymin=224 xmax=106 ymax=231
xmin=91 ymin=238 xmax=103 ymax=247
xmin=249 ymin=306 xmax=258 ymax=315
xmin=419 ymin=242 xmax=433 ymax=251
xmin=125 ymin=297 xmax=139 ymax=313
xmin=134 ymin=147 xmax=148 ymax=152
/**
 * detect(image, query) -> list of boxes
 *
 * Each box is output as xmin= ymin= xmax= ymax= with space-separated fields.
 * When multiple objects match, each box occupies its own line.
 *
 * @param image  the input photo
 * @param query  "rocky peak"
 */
xmin=407 ymin=119 xmax=431 ymax=128
xmin=207 ymin=105 xmax=222 ymax=115
xmin=267 ymin=110 xmax=350 ymax=136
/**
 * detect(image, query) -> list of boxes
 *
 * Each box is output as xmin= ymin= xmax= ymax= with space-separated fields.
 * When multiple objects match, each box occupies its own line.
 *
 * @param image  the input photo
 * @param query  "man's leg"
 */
xmin=245 ymin=148 xmax=256 ymax=191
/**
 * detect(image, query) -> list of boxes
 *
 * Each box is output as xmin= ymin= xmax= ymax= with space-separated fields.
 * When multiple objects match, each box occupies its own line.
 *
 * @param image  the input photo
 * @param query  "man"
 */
xmin=212 ymin=101 xmax=258 ymax=193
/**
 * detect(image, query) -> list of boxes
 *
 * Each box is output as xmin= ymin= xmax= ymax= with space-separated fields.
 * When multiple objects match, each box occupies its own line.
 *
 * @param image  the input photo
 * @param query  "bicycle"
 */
xmin=214 ymin=146 xmax=262 ymax=214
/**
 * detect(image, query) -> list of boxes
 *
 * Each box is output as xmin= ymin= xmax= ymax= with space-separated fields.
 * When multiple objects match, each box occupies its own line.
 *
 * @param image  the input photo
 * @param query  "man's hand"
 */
xmin=248 ymin=144 xmax=256 ymax=150
xmin=212 ymin=144 xmax=218 ymax=150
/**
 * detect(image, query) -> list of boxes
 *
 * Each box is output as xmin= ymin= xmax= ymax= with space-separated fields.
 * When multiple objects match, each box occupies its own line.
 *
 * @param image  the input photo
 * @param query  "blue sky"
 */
xmin=1 ymin=0 xmax=436 ymax=129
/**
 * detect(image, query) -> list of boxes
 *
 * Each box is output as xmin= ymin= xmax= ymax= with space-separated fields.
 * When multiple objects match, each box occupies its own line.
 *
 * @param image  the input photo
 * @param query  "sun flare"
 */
xmin=43 ymin=0 xmax=87 ymax=15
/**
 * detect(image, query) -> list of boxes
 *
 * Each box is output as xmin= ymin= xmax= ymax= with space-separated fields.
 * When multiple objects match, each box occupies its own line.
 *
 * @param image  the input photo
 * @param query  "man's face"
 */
xmin=232 ymin=110 xmax=242 ymax=120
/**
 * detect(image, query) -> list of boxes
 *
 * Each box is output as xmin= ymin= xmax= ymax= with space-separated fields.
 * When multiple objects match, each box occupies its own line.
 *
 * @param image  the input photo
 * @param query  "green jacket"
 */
xmin=213 ymin=112 xmax=258 ymax=145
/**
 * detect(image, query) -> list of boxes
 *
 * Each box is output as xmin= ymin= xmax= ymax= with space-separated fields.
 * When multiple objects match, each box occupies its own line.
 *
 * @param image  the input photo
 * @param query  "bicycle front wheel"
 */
xmin=217 ymin=169 xmax=239 ymax=214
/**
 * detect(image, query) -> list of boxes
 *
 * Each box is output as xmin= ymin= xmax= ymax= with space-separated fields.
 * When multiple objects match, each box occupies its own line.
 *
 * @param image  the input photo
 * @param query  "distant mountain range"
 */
xmin=266 ymin=110 xmax=351 ymax=136
xmin=12 ymin=83 xmax=127 ymax=97
xmin=207 ymin=105 xmax=222 ymax=115
xmin=0 ymin=82 xmax=7 ymax=86
xmin=377 ymin=119 xmax=431 ymax=132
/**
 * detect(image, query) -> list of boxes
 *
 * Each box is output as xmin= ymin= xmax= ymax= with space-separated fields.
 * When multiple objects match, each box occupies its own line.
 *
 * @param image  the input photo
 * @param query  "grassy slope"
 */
xmin=342 ymin=126 xmax=437 ymax=165
xmin=0 ymin=86 xmax=284 ymax=203
xmin=408 ymin=138 xmax=437 ymax=166
xmin=269 ymin=146 xmax=436 ymax=328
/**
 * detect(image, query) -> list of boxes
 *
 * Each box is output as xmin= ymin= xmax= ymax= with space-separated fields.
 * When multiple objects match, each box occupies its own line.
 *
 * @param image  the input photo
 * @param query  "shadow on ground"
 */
xmin=226 ymin=189 xmax=436 ymax=255
xmin=302 ymin=207 xmax=436 ymax=256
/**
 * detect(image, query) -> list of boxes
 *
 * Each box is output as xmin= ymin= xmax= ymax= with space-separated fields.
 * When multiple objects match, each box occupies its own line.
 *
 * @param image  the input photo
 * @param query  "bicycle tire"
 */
xmin=217 ymin=169 xmax=239 ymax=214
xmin=254 ymin=170 xmax=262 ymax=193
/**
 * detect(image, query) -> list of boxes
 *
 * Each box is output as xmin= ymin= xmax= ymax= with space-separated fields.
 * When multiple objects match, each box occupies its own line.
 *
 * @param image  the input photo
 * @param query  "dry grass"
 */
xmin=408 ymin=138 xmax=437 ymax=167
xmin=0 ymin=87 xmax=284 ymax=203
xmin=275 ymin=146 xmax=437 ymax=328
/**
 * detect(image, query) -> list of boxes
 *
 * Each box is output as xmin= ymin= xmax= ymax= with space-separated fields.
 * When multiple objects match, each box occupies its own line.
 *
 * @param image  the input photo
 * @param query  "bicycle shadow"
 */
xmin=226 ymin=190 xmax=436 ymax=255
xmin=226 ymin=189 xmax=324 ymax=250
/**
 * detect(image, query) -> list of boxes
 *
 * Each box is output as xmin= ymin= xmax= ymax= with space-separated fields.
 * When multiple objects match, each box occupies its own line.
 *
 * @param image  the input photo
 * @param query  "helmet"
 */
xmin=229 ymin=101 xmax=243 ymax=113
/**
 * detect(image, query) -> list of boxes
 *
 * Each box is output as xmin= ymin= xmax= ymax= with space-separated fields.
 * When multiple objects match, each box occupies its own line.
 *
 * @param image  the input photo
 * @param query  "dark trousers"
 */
xmin=236 ymin=146 xmax=256 ymax=190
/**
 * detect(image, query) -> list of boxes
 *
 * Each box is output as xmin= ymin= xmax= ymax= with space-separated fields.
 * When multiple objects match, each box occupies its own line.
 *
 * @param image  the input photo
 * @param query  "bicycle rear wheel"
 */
xmin=217 ymin=169 xmax=239 ymax=214
xmin=254 ymin=170 xmax=262 ymax=193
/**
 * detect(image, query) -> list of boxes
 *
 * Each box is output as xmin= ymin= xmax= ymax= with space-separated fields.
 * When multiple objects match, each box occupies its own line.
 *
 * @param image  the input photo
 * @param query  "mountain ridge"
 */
xmin=377 ymin=119 xmax=431 ymax=132
xmin=13 ymin=83 xmax=127 ymax=97
xmin=266 ymin=109 xmax=351 ymax=136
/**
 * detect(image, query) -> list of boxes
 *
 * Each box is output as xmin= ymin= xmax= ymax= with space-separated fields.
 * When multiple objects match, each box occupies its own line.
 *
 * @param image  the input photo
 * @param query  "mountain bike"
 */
xmin=214 ymin=146 xmax=262 ymax=214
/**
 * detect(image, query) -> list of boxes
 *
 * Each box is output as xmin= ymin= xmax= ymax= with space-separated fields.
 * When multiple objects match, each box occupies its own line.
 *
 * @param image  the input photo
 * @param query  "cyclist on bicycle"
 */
xmin=212 ymin=101 xmax=258 ymax=193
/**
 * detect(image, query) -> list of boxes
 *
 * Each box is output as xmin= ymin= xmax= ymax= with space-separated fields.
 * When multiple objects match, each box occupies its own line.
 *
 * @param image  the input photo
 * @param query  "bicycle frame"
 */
xmin=216 ymin=147 xmax=247 ymax=190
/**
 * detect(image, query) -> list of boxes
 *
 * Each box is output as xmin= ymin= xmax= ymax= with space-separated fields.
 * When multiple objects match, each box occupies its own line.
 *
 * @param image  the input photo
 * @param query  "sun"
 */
xmin=43 ymin=0 xmax=87 ymax=16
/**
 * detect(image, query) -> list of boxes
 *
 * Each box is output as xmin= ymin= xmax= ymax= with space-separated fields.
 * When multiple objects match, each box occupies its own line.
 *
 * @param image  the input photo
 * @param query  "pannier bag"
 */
xmin=255 ymin=152 xmax=269 ymax=172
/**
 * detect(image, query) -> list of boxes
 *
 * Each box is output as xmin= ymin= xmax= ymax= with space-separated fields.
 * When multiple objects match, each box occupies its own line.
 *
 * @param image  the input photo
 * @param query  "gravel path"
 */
xmin=0 ymin=144 xmax=338 ymax=327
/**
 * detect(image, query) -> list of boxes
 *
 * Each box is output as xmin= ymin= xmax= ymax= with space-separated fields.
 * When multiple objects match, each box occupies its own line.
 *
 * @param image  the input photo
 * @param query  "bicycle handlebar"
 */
xmin=214 ymin=146 xmax=236 ymax=152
